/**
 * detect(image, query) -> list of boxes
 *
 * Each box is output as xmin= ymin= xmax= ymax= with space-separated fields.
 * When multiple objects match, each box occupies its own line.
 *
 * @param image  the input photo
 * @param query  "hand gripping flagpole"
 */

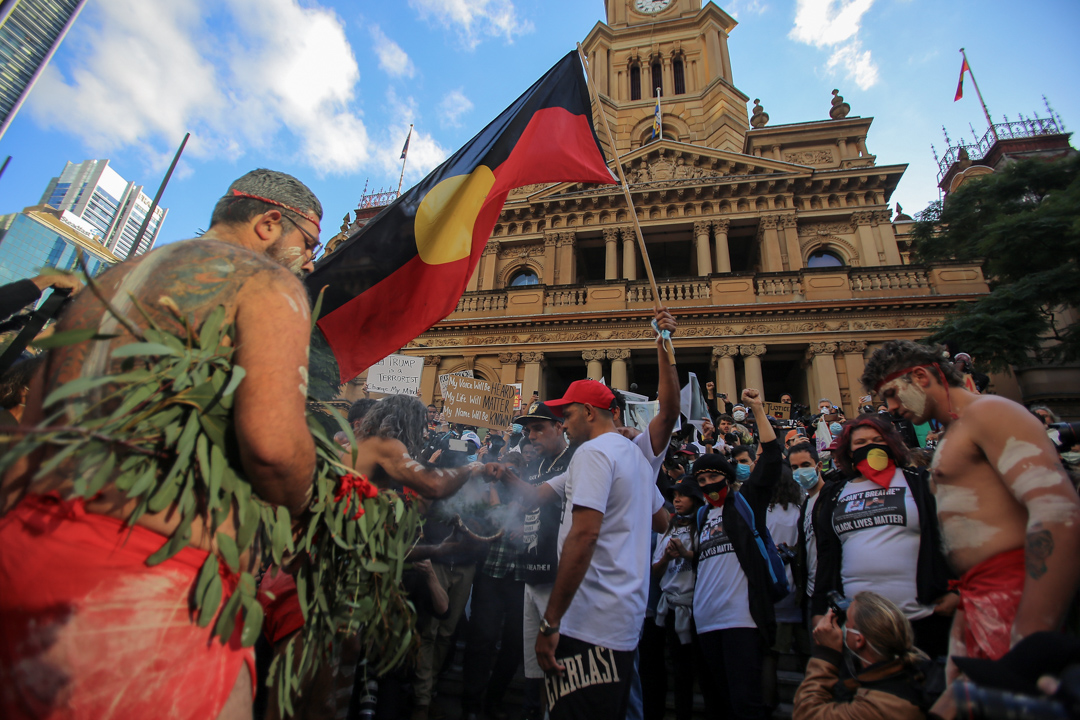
xmin=577 ymin=44 xmax=675 ymax=366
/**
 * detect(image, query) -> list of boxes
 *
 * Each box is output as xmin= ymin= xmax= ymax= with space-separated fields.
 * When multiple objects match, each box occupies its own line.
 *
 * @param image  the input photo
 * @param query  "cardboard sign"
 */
xmin=765 ymin=402 xmax=792 ymax=420
xmin=441 ymin=375 xmax=518 ymax=431
xmin=509 ymin=383 xmax=523 ymax=412
xmin=366 ymin=354 xmax=423 ymax=395
xmin=438 ymin=369 xmax=474 ymax=395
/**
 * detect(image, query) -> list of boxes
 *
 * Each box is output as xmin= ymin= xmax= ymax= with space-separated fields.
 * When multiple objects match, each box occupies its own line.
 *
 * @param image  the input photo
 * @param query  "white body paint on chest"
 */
xmin=298 ymin=366 xmax=308 ymax=396
xmin=941 ymin=514 xmax=1001 ymax=551
xmin=934 ymin=483 xmax=980 ymax=515
xmin=997 ymin=437 xmax=1042 ymax=476
xmin=1011 ymin=466 xmax=1065 ymax=500
xmin=1026 ymin=495 xmax=1080 ymax=528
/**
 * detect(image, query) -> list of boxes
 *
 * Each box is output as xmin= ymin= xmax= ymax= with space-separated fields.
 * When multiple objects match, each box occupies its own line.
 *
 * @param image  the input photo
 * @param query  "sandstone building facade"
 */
xmin=348 ymin=0 xmax=995 ymax=415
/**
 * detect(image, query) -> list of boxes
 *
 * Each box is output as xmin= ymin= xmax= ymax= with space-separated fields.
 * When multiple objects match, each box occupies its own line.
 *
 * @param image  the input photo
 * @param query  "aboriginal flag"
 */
xmin=306 ymin=51 xmax=615 ymax=383
xmin=954 ymin=57 xmax=970 ymax=102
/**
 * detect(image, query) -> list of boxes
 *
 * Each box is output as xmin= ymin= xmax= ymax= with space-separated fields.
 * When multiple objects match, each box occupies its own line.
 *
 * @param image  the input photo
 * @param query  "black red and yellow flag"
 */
xmin=306 ymin=51 xmax=615 ymax=383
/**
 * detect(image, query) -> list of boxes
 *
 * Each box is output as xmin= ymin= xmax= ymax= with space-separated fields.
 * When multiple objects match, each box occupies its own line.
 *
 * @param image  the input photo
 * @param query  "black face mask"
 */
xmin=698 ymin=480 xmax=729 ymax=508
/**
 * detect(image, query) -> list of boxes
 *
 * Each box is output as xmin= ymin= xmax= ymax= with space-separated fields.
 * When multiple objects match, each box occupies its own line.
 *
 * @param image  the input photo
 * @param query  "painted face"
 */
xmin=880 ymin=376 xmax=928 ymax=420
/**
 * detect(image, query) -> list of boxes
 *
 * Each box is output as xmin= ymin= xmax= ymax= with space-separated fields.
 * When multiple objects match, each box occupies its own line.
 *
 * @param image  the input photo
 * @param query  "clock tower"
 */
xmin=587 ymin=0 xmax=746 ymax=153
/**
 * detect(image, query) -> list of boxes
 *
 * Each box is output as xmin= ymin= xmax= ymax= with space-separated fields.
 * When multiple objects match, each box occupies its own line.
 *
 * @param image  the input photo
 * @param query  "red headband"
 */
xmin=229 ymin=189 xmax=321 ymax=232
xmin=874 ymin=364 xmax=937 ymax=392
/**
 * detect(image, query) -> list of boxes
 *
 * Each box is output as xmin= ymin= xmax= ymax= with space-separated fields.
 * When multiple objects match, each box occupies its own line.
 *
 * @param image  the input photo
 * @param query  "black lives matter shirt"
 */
xmin=831 ymin=471 xmax=932 ymax=620
xmin=522 ymin=446 xmax=574 ymax=585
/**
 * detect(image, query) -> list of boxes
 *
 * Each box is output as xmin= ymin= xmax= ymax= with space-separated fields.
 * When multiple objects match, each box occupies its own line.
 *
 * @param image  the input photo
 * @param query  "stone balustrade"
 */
xmin=446 ymin=263 xmax=986 ymax=318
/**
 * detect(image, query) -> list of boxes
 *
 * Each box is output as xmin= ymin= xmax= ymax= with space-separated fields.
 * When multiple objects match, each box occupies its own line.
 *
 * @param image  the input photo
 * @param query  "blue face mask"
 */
xmin=467 ymin=454 xmax=477 ymax=463
xmin=830 ymin=422 xmax=843 ymax=436
xmin=735 ymin=463 xmax=752 ymax=481
xmin=792 ymin=467 xmax=819 ymax=490
xmin=511 ymin=424 xmax=523 ymax=434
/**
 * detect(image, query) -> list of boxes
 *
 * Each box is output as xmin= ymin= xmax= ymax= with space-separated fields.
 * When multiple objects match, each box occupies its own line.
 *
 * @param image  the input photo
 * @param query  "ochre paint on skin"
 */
xmin=1026 ymin=495 xmax=1080 ymax=528
xmin=883 ymin=378 xmax=927 ymax=417
xmin=298 ymin=366 xmax=308 ymax=397
xmin=402 ymin=452 xmax=424 ymax=474
xmin=934 ymin=483 xmax=980 ymax=515
xmin=941 ymin=514 xmax=1001 ymax=551
xmin=998 ymin=437 xmax=1043 ymax=476
xmin=1011 ymin=466 xmax=1065 ymax=500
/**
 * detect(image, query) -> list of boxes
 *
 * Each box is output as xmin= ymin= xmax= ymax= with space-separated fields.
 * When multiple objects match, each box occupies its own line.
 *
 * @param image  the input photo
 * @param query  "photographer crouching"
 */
xmin=794 ymin=591 xmax=933 ymax=720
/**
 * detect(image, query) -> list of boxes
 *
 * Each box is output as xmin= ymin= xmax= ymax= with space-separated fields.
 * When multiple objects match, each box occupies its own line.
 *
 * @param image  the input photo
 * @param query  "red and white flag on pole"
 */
xmin=954 ymin=57 xmax=970 ymax=101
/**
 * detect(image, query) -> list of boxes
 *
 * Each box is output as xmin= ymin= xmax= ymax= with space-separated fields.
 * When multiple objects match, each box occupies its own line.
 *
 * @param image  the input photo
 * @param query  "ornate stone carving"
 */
xmin=784 ymin=149 xmax=834 ymax=165
xmin=759 ymin=215 xmax=779 ymax=230
xmin=797 ymin=221 xmax=853 ymax=237
xmin=603 ymin=227 xmax=620 ymax=244
xmin=850 ymin=211 xmax=875 ymax=226
xmin=581 ymin=349 xmax=604 ymax=361
xmin=521 ymin=352 xmax=545 ymax=363
xmin=509 ymin=183 xmax=549 ymax=197
xmin=544 ymin=233 xmax=558 ymax=247
xmin=838 ymin=342 xmax=868 ymax=354
xmin=712 ymin=218 xmax=730 ymax=234
xmin=498 ymin=243 xmax=545 ymax=259
xmin=606 ymin=348 xmax=631 ymax=360
xmin=481 ymin=243 xmax=499 ymax=256
xmin=750 ymin=99 xmax=769 ymax=128
xmin=829 ymin=89 xmax=850 ymax=120
xmin=555 ymin=232 xmax=576 ymax=247
xmin=740 ymin=344 xmax=766 ymax=357
xmin=498 ymin=352 xmax=521 ymax=364
xmin=712 ymin=345 xmax=739 ymax=358
xmin=780 ymin=213 xmax=798 ymax=229
xmin=807 ymin=342 xmax=839 ymax=356
xmin=693 ymin=220 xmax=711 ymax=237
xmin=423 ymin=355 xmax=442 ymax=366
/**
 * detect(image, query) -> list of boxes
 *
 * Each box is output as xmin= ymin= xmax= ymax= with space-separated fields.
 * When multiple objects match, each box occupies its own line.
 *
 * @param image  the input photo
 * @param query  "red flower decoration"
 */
xmin=335 ymin=473 xmax=379 ymax=520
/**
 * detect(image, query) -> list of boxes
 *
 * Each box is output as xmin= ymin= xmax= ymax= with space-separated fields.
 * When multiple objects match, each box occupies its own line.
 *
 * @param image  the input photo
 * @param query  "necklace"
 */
xmin=541 ymin=446 xmax=569 ymax=476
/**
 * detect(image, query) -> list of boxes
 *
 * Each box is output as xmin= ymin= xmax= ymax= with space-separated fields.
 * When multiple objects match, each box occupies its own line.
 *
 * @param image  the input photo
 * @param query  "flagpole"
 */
xmin=577 ymin=43 xmax=675 ymax=365
xmin=960 ymin=48 xmax=998 ymax=142
xmin=397 ymin=124 xmax=413 ymax=196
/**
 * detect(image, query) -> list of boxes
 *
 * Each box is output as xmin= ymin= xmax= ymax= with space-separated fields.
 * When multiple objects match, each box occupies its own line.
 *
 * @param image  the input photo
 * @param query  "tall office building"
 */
xmin=0 ymin=204 xmax=116 ymax=287
xmin=0 ymin=0 xmax=88 ymax=140
xmin=39 ymin=159 xmax=168 ymax=257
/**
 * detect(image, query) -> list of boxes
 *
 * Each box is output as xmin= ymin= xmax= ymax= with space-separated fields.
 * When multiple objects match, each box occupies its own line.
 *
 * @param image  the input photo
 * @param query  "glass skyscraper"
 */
xmin=39 ymin=159 xmax=168 ymax=258
xmin=0 ymin=0 xmax=88 ymax=140
xmin=0 ymin=205 xmax=115 ymax=287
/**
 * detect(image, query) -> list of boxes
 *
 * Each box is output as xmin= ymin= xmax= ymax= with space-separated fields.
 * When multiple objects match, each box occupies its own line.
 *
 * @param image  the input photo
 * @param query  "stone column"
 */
xmin=621 ymin=227 xmax=638 ymax=280
xmin=556 ymin=232 xmax=576 ymax=284
xmin=712 ymin=345 xmax=739 ymax=403
xmin=420 ymin=355 xmax=442 ymax=404
xmin=873 ymin=210 xmax=903 ymax=265
xmin=583 ymin=350 xmax=605 ymax=382
xmin=662 ymin=56 xmax=673 ymax=100
xmin=542 ymin=233 xmax=558 ymax=285
xmin=713 ymin=219 xmax=731 ymax=273
xmin=856 ymin=136 xmax=869 ymax=158
xmin=840 ymin=342 xmax=868 ymax=414
xmin=477 ymin=242 xmax=499 ymax=291
xmin=608 ymin=348 xmax=630 ymax=390
xmin=694 ymin=220 xmax=713 ymax=276
xmin=780 ymin=213 xmax=802 ymax=271
xmin=498 ymin=352 xmax=520 ymax=386
xmin=740 ymin=344 xmax=766 ymax=392
xmin=758 ymin=215 xmax=784 ymax=272
xmin=521 ymin=352 xmax=545 ymax=400
xmin=770 ymin=145 xmax=782 ymax=162
xmin=717 ymin=31 xmax=732 ymax=83
xmin=836 ymin=137 xmax=849 ymax=160
xmin=806 ymin=343 xmax=843 ymax=410
xmin=850 ymin=212 xmax=881 ymax=267
xmin=604 ymin=227 xmax=619 ymax=280
xmin=466 ymin=263 xmax=480 ymax=291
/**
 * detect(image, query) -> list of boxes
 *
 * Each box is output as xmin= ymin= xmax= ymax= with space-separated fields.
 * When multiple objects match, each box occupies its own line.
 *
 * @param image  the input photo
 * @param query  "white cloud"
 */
xmin=724 ymin=0 xmax=768 ymax=19
xmin=28 ymin=0 xmax=373 ymax=175
xmin=789 ymin=0 xmax=880 ymax=90
xmin=370 ymin=25 xmax=416 ymax=78
xmin=378 ymin=89 xmax=449 ymax=185
xmin=408 ymin=0 xmax=532 ymax=49
xmin=438 ymin=89 xmax=474 ymax=128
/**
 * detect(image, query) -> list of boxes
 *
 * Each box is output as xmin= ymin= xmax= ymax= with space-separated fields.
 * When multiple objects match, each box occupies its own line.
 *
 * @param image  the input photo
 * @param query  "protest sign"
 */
xmin=441 ymin=375 xmax=518 ymax=431
xmin=509 ymin=383 xmax=523 ymax=412
xmin=438 ymin=369 xmax=474 ymax=395
xmin=764 ymin=402 xmax=792 ymax=420
xmin=366 ymin=354 xmax=423 ymax=395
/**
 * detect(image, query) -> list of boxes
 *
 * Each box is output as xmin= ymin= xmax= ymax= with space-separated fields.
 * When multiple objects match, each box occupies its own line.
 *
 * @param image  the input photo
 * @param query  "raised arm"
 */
xmin=232 ymin=271 xmax=316 ymax=515
xmin=647 ymin=307 xmax=680 ymax=457
xmin=970 ymin=397 xmax=1080 ymax=643
xmin=373 ymin=437 xmax=484 ymax=499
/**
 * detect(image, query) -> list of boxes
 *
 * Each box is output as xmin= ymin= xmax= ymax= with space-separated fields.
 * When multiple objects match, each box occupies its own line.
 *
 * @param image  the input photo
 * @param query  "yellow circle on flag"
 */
xmin=415 ymin=167 xmax=496 ymax=265
xmin=867 ymin=447 xmax=890 ymax=471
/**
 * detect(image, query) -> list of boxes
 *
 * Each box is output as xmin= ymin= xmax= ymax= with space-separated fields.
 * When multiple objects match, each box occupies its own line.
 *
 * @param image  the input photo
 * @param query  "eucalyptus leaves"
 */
xmin=0 ymin=295 xmax=422 ymax=715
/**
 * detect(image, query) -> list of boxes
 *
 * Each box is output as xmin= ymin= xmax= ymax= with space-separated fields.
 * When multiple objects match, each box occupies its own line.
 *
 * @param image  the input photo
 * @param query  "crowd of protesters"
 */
xmin=1 ymin=169 xmax=1079 ymax=720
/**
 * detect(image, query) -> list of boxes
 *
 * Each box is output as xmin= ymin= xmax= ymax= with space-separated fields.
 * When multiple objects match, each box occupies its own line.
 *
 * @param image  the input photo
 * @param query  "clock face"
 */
xmin=634 ymin=0 xmax=673 ymax=14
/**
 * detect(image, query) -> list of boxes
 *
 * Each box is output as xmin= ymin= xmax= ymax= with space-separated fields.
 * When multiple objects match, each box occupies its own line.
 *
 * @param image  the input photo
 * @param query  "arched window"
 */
xmin=806 ymin=249 xmax=845 ymax=268
xmin=630 ymin=65 xmax=641 ymax=101
xmin=651 ymin=62 xmax=663 ymax=98
xmin=508 ymin=268 xmax=540 ymax=287
xmin=673 ymin=59 xmax=685 ymax=95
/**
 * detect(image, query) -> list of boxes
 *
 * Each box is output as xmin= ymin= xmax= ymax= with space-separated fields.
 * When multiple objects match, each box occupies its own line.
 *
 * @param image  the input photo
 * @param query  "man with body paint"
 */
xmin=0 ymin=169 xmax=325 ymax=720
xmin=861 ymin=340 xmax=1080 ymax=718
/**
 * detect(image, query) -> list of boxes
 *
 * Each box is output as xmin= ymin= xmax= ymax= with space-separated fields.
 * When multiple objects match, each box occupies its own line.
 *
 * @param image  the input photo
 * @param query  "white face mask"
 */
xmin=733 ymin=411 xmax=746 ymax=422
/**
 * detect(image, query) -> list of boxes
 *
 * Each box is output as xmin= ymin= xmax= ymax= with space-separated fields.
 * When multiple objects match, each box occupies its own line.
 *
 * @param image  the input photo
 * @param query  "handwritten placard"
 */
xmin=441 ymin=375 xmax=518 ymax=431
xmin=764 ymin=402 xmax=792 ymax=420
xmin=366 ymin=354 xmax=423 ymax=395
xmin=438 ymin=369 xmax=474 ymax=395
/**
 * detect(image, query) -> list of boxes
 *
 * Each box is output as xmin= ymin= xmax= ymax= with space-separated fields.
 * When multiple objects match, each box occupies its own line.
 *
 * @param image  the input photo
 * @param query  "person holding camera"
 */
xmin=794 ymin=591 xmax=931 ymax=720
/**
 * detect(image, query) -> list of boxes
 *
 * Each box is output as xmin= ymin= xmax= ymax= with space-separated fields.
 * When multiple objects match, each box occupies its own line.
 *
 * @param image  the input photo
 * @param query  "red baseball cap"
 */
xmin=544 ymin=380 xmax=616 ymax=416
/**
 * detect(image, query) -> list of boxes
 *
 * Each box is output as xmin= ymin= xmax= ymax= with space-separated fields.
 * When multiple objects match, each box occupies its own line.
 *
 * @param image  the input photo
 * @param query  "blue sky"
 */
xmin=0 ymin=0 xmax=1077 ymax=246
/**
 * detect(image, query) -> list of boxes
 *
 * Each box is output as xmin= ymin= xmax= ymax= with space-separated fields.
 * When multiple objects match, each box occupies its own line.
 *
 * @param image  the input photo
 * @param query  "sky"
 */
xmin=0 ymin=0 xmax=1077 ymax=246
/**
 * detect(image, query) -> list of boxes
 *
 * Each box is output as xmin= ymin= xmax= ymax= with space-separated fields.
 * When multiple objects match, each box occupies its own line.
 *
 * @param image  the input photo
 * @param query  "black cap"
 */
xmin=953 ymin=632 xmax=1080 ymax=696
xmin=691 ymin=453 xmax=736 ymax=482
xmin=514 ymin=400 xmax=561 ymax=425
xmin=672 ymin=476 xmax=705 ymax=504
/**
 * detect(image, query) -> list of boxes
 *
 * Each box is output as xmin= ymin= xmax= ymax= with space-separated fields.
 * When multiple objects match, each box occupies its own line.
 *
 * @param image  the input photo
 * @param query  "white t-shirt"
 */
xmin=557 ymin=431 xmax=663 ymax=651
xmin=693 ymin=505 xmax=755 ymax=633
xmin=767 ymin=503 xmax=802 ymax=624
xmin=633 ymin=425 xmax=667 ymax=479
xmin=804 ymin=492 xmax=820 ymax=599
xmin=833 ymin=469 xmax=933 ymax=621
xmin=652 ymin=521 xmax=696 ymax=596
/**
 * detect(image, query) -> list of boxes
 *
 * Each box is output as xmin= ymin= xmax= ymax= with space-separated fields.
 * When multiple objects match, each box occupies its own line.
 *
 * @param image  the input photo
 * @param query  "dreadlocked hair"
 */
xmin=769 ymin=472 xmax=806 ymax=511
xmin=860 ymin=340 xmax=964 ymax=394
xmin=357 ymin=394 xmax=428 ymax=457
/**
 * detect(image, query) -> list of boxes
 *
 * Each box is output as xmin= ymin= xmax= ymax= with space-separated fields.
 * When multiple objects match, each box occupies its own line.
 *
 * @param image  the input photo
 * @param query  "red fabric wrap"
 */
xmin=949 ymin=547 xmax=1026 ymax=660
xmin=258 ymin=570 xmax=304 ymax=645
xmin=0 ymin=493 xmax=255 ymax=719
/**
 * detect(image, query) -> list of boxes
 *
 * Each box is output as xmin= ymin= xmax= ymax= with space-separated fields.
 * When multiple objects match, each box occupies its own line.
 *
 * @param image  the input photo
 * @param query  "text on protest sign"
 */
xmin=438 ymin=369 xmax=474 ymax=395
xmin=441 ymin=375 xmax=518 ymax=431
xmin=366 ymin=354 xmax=423 ymax=395
xmin=764 ymin=402 xmax=792 ymax=420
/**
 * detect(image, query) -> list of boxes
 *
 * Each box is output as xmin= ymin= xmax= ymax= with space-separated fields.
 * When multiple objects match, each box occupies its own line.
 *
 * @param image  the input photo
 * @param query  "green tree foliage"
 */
xmin=911 ymin=154 xmax=1080 ymax=372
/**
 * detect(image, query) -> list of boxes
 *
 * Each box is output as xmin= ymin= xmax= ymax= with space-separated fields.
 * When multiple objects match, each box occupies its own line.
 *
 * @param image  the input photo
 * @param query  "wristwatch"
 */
xmin=539 ymin=617 xmax=560 ymax=636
